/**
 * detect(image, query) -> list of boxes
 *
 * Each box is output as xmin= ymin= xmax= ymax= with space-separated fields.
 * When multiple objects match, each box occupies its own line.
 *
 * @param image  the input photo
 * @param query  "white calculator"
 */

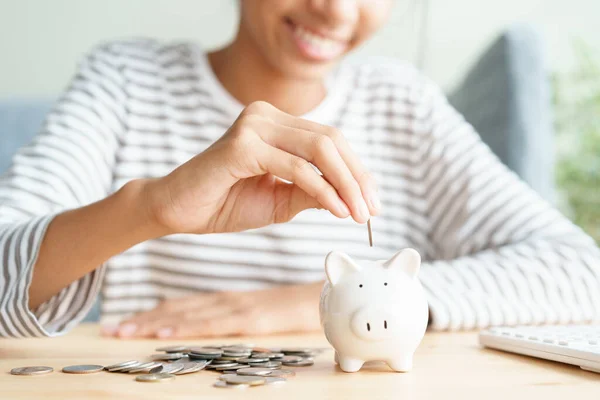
xmin=479 ymin=325 xmax=600 ymax=374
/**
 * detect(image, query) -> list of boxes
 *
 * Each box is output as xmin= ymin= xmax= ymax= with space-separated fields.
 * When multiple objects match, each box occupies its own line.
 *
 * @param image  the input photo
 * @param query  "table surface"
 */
xmin=0 ymin=324 xmax=598 ymax=400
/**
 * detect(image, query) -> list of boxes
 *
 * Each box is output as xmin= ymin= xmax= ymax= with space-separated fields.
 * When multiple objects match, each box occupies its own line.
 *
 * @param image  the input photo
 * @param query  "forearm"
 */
xmin=421 ymin=238 xmax=600 ymax=331
xmin=28 ymin=179 xmax=170 ymax=309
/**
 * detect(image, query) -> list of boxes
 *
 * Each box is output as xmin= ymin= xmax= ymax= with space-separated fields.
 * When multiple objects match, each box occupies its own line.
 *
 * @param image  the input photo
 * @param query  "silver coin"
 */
xmin=160 ymin=363 xmax=184 ymax=374
xmin=215 ymin=363 xmax=244 ymax=370
xmin=244 ymin=357 xmax=270 ymax=363
xmin=281 ymin=355 xmax=303 ymax=363
xmin=265 ymin=376 xmax=287 ymax=385
xmin=118 ymin=362 xmax=146 ymax=373
xmin=236 ymin=367 xmax=274 ymax=376
xmin=11 ymin=366 xmax=53 ymax=376
xmin=213 ymin=381 xmax=250 ymax=389
xmin=105 ymin=360 xmax=139 ymax=371
xmin=265 ymin=352 xmax=285 ymax=359
xmin=175 ymin=362 xmax=208 ymax=375
xmin=62 ymin=365 xmax=104 ymax=374
xmin=248 ymin=361 xmax=282 ymax=369
xmin=218 ymin=365 xmax=248 ymax=372
xmin=283 ymin=359 xmax=314 ymax=367
xmin=211 ymin=359 xmax=238 ymax=364
xmin=267 ymin=369 xmax=296 ymax=378
xmin=151 ymin=353 xmax=184 ymax=361
xmin=216 ymin=355 xmax=244 ymax=361
xmin=155 ymin=345 xmax=189 ymax=353
xmin=135 ymin=372 xmax=176 ymax=382
xmin=222 ymin=375 xmax=266 ymax=386
xmin=189 ymin=347 xmax=223 ymax=355
xmin=219 ymin=374 xmax=238 ymax=381
xmin=222 ymin=346 xmax=252 ymax=352
xmin=127 ymin=362 xmax=163 ymax=374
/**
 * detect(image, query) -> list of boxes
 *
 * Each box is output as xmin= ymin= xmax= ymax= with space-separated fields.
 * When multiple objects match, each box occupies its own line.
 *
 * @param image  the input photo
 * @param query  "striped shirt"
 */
xmin=1 ymin=39 xmax=599 ymax=338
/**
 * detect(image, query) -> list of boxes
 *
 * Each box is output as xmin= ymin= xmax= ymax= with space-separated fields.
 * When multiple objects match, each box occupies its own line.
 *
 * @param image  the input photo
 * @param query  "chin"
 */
xmin=275 ymin=57 xmax=341 ymax=81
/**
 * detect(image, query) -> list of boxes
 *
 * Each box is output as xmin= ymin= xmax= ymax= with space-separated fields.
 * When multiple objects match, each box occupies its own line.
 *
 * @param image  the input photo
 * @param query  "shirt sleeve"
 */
xmin=0 ymin=43 xmax=127 ymax=337
xmin=415 ymin=78 xmax=600 ymax=331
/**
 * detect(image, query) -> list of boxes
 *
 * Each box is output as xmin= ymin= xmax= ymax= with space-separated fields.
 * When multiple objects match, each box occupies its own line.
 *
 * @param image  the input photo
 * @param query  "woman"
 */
xmin=1 ymin=0 xmax=598 ymax=339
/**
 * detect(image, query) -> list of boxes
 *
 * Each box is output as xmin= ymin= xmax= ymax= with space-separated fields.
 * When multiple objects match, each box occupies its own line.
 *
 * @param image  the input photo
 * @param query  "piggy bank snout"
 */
xmin=350 ymin=307 xmax=397 ymax=341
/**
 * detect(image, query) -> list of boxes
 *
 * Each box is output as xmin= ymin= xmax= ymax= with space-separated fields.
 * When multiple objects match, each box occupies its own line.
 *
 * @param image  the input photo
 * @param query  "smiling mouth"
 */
xmin=284 ymin=17 xmax=349 ymax=61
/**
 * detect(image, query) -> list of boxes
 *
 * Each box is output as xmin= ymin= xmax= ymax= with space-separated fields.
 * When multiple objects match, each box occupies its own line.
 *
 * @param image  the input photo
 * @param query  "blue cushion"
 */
xmin=0 ymin=99 xmax=53 ymax=174
xmin=449 ymin=23 xmax=555 ymax=201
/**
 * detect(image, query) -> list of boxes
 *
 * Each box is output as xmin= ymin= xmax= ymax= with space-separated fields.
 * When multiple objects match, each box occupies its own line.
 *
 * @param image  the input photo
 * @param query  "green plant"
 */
xmin=553 ymin=40 xmax=600 ymax=242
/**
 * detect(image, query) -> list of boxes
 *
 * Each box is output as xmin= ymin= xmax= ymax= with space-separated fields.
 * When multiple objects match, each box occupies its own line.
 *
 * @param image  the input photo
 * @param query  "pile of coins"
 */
xmin=9 ymin=343 xmax=326 ymax=390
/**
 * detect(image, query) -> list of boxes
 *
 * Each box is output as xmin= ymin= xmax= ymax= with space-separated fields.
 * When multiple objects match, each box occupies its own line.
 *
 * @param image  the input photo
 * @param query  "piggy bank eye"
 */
xmin=359 ymin=284 xmax=363 ymax=288
xmin=384 ymin=282 xmax=388 ymax=286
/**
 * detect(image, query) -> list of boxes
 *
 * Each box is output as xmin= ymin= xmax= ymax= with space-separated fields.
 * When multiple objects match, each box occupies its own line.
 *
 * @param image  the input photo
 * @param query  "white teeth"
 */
xmin=293 ymin=24 xmax=341 ymax=54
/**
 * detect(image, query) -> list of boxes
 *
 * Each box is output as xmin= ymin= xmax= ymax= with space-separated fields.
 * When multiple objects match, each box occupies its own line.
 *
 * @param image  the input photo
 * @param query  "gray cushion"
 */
xmin=449 ymin=23 xmax=555 ymax=201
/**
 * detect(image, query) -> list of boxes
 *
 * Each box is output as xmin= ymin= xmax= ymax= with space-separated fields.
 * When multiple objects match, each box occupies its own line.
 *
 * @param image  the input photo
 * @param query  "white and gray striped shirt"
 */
xmin=1 ymin=39 xmax=599 ymax=337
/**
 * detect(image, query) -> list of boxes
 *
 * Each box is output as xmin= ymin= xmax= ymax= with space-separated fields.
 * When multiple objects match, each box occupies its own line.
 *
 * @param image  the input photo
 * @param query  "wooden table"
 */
xmin=0 ymin=324 xmax=598 ymax=399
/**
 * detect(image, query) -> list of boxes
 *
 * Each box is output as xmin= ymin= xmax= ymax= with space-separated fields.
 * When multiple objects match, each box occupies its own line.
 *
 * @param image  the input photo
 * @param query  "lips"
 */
xmin=285 ymin=18 xmax=349 ymax=62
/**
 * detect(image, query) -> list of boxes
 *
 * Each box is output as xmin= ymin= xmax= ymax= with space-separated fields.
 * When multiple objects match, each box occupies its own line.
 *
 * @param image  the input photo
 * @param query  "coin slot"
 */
xmin=367 ymin=323 xmax=371 ymax=332
xmin=384 ymin=320 xmax=387 ymax=329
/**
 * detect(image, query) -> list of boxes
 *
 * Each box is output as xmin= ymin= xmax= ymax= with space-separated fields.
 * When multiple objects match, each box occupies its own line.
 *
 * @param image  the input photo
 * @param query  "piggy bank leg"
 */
xmin=387 ymin=356 xmax=413 ymax=372
xmin=338 ymin=355 xmax=364 ymax=373
xmin=334 ymin=352 xmax=339 ymax=365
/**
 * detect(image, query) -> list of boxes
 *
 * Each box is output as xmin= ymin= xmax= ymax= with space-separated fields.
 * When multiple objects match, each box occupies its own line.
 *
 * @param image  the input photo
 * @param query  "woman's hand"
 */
xmin=143 ymin=101 xmax=381 ymax=236
xmin=102 ymin=282 xmax=323 ymax=339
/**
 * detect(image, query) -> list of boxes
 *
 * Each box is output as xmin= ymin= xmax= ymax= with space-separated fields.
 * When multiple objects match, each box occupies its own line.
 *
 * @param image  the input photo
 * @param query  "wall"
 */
xmin=0 ymin=0 xmax=598 ymax=97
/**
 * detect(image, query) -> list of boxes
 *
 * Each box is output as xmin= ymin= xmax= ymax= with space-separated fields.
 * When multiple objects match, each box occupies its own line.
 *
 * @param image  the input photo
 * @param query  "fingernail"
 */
xmin=336 ymin=199 xmax=350 ymax=217
xmin=357 ymin=200 xmax=370 ymax=222
xmin=118 ymin=323 xmax=137 ymax=337
xmin=156 ymin=327 xmax=174 ymax=339
xmin=101 ymin=324 xmax=118 ymax=336
xmin=370 ymin=192 xmax=382 ymax=212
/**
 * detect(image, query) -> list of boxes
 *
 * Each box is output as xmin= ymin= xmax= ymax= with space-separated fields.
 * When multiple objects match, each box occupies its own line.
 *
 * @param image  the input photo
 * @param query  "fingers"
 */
xmin=278 ymin=116 xmax=381 ymax=217
xmin=243 ymin=102 xmax=381 ymax=221
xmin=256 ymin=123 xmax=370 ymax=223
xmin=254 ymin=142 xmax=351 ymax=219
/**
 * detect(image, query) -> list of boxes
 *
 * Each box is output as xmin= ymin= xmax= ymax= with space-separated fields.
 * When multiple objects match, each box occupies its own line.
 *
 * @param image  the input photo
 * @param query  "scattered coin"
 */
xmin=189 ymin=347 xmax=223 ymax=355
xmin=127 ymin=362 xmax=163 ymax=374
xmin=62 ymin=365 xmax=104 ymax=374
xmin=175 ymin=362 xmax=208 ymax=375
xmin=241 ymin=357 xmax=269 ymax=363
xmin=160 ymin=363 xmax=184 ymax=374
xmin=284 ymin=359 xmax=314 ymax=367
xmin=213 ymin=381 xmax=250 ymax=389
xmin=156 ymin=345 xmax=189 ymax=353
xmin=10 ymin=366 xmax=53 ymax=376
xmin=222 ymin=375 xmax=266 ymax=386
xmin=135 ymin=373 xmax=176 ymax=383
xmin=236 ymin=367 xmax=274 ymax=376
xmin=248 ymin=361 xmax=282 ymax=369
xmin=105 ymin=360 xmax=139 ymax=372
xmin=267 ymin=369 xmax=296 ymax=378
xmin=151 ymin=353 xmax=184 ymax=361
xmin=281 ymin=355 xmax=303 ymax=363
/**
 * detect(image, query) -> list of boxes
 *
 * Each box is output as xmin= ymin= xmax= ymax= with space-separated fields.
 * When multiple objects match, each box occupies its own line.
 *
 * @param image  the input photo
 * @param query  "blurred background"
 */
xmin=0 ymin=0 xmax=599 ymax=240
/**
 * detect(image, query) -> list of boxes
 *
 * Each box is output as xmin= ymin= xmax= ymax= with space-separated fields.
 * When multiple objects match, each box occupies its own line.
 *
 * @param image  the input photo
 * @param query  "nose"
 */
xmin=351 ymin=307 xmax=395 ymax=341
xmin=308 ymin=0 xmax=359 ymax=25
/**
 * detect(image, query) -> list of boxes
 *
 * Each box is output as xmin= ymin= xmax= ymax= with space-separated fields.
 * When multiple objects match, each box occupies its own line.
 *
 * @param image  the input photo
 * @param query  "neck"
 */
xmin=207 ymin=32 xmax=327 ymax=116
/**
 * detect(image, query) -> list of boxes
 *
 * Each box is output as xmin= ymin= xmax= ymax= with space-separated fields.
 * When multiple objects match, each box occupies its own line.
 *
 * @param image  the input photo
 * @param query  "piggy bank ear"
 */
xmin=383 ymin=248 xmax=421 ymax=279
xmin=325 ymin=251 xmax=361 ymax=286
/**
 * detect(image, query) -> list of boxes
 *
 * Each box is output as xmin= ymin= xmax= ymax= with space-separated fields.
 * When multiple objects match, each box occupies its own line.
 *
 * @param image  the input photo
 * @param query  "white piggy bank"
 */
xmin=319 ymin=248 xmax=428 ymax=373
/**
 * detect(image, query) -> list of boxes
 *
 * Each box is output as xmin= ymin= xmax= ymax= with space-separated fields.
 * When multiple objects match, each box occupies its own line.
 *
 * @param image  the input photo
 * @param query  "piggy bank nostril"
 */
xmin=384 ymin=320 xmax=388 ymax=329
xmin=367 ymin=323 xmax=371 ymax=332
